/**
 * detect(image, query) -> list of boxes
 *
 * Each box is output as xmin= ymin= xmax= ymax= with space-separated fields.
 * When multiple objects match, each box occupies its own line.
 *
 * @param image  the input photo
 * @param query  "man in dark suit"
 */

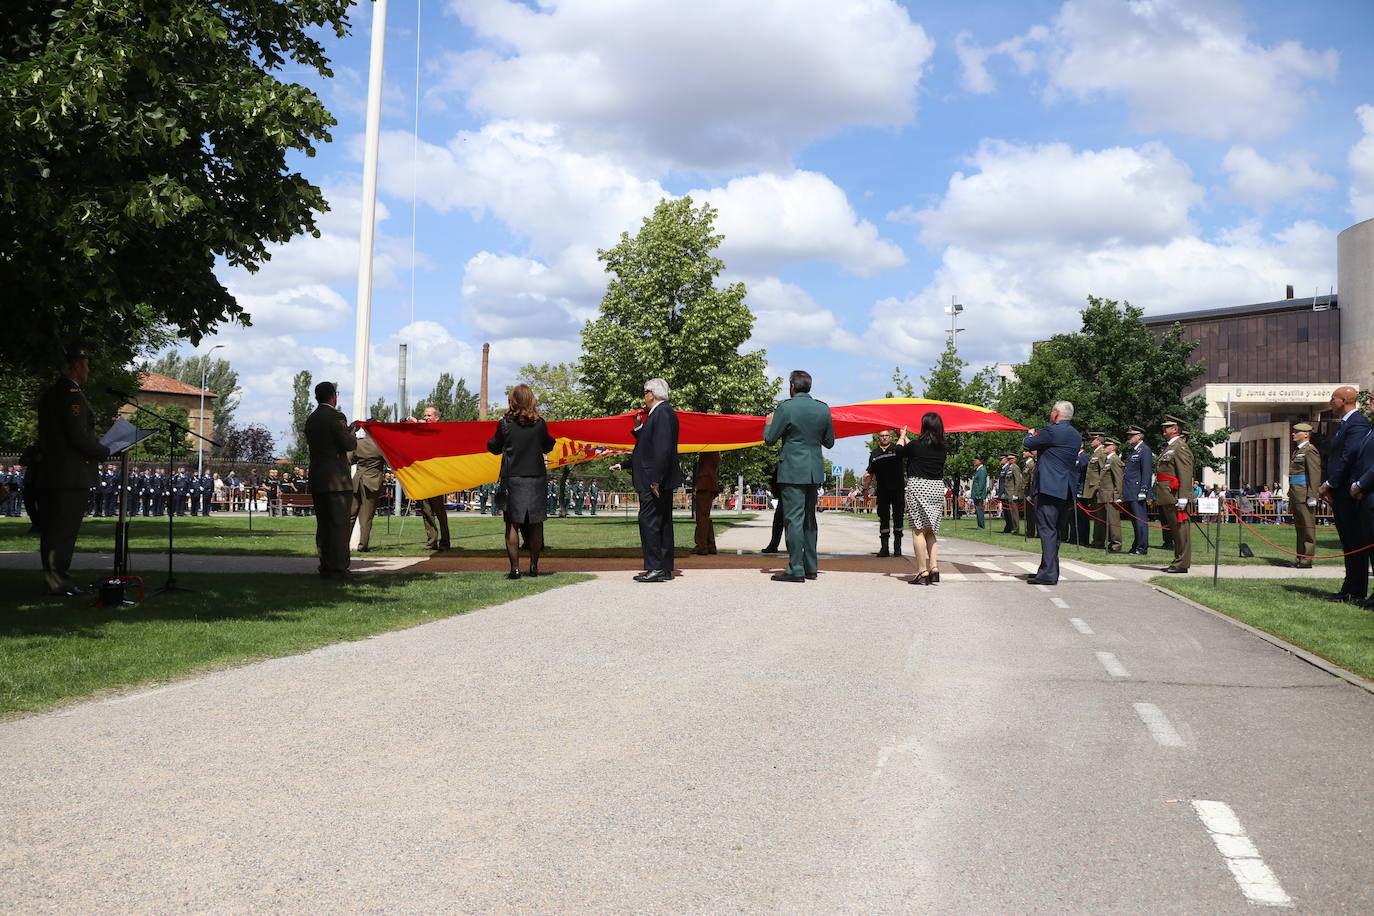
xmin=305 ymin=380 xmax=357 ymax=580
xmin=1322 ymin=386 xmax=1373 ymax=602
xmin=630 ymin=377 xmax=682 ymax=583
xmin=763 ymin=370 xmax=836 ymax=582
xmin=349 ymin=429 xmax=387 ymax=552
xmin=1021 ymin=400 xmax=1081 ymax=586
xmin=33 ymin=345 xmax=112 ymax=596
xmin=1122 ymin=425 xmax=1154 ymax=555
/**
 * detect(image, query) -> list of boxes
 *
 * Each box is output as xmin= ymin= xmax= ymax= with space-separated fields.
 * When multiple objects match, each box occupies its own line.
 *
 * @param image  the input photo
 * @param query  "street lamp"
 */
xmin=198 ymin=344 xmax=224 ymax=476
xmin=946 ymin=297 xmax=964 ymax=353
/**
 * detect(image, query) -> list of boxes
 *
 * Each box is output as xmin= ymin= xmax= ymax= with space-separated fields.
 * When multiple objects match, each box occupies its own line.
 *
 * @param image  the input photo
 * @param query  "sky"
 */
xmin=185 ymin=0 xmax=1374 ymax=476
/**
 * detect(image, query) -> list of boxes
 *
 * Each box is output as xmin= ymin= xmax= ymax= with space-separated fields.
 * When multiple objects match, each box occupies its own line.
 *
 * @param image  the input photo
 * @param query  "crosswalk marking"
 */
xmin=1059 ymin=560 xmax=1114 ymax=581
xmin=933 ymin=558 xmax=1117 ymax=583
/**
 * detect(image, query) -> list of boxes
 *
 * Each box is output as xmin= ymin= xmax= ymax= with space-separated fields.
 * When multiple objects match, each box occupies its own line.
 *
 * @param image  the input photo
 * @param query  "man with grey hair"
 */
xmin=1020 ymin=399 xmax=1080 ymax=585
xmin=763 ymin=370 xmax=836 ymax=582
xmin=630 ymin=377 xmax=682 ymax=582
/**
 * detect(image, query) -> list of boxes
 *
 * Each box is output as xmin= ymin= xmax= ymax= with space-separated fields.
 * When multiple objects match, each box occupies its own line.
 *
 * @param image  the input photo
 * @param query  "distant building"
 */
xmin=118 ymin=372 xmax=217 ymax=457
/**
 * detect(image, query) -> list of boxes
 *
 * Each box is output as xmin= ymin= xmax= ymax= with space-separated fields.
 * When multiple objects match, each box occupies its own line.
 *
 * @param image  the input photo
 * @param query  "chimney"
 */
xmin=1285 ymin=284 xmax=1294 ymax=299
xmin=479 ymin=342 xmax=490 ymax=420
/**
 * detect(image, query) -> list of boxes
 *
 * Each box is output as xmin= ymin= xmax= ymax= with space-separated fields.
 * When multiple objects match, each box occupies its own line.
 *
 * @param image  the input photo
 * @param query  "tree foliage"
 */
xmin=220 ymin=422 xmax=275 ymax=463
xmin=127 ymin=403 xmax=190 ymax=463
xmin=146 ymin=351 xmax=240 ymax=442
xmin=287 ymin=369 xmax=312 ymax=464
xmin=369 ymin=397 xmax=394 ymax=422
xmin=0 ymin=0 xmax=352 ymax=376
xmin=891 ymin=343 xmax=1008 ymax=480
xmin=412 ymin=372 xmax=479 ymax=421
xmin=996 ymin=296 xmax=1226 ymax=467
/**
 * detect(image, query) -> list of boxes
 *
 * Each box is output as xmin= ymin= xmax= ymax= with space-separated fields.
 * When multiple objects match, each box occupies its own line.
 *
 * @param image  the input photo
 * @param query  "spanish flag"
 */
xmin=362 ymin=398 xmax=1025 ymax=499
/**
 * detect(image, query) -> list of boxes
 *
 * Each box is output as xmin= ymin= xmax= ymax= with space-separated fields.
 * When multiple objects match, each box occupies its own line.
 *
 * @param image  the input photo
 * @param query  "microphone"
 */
xmin=106 ymin=387 xmax=134 ymax=399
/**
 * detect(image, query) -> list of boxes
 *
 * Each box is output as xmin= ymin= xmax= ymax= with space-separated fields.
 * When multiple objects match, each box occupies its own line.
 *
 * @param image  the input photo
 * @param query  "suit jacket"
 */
xmin=1327 ymin=410 xmax=1372 ymax=491
xmin=1074 ymin=449 xmax=1090 ymax=496
xmin=1122 ymin=442 xmax=1153 ymax=500
xmin=1022 ymin=420 xmax=1080 ymax=500
xmin=34 ymin=377 xmax=110 ymax=489
xmin=630 ymin=402 xmax=682 ymax=493
xmin=763 ymin=392 xmax=836 ymax=484
xmin=352 ymin=433 xmax=387 ymax=493
xmin=305 ymin=403 xmax=356 ymax=493
xmin=1350 ymin=430 xmax=1374 ymax=497
xmin=971 ymin=464 xmax=989 ymax=499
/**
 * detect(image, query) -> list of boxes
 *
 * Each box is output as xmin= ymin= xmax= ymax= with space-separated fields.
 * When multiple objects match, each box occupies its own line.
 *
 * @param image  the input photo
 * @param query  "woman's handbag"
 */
xmin=492 ymin=418 xmax=510 ymax=510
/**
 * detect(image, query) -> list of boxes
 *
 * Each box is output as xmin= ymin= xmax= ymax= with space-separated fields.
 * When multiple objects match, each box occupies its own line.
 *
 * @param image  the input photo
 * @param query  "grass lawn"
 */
xmin=0 ymin=513 xmax=755 ymax=558
xmin=1152 ymin=576 xmax=1374 ymax=682
xmin=927 ymin=512 xmax=1343 ymax=568
xmin=0 ymin=568 xmax=591 ymax=716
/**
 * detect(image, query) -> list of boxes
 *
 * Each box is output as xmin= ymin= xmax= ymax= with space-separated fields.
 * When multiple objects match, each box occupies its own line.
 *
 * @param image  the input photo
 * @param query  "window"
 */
xmin=1218 ymin=361 xmax=1230 ymax=378
xmin=1297 ymin=326 xmax=1309 ymax=343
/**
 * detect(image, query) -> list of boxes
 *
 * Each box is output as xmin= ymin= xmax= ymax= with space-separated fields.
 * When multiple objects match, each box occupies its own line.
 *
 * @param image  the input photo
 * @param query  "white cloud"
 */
xmin=437 ymin=0 xmax=933 ymax=170
xmin=1222 ymin=146 xmax=1334 ymax=208
xmin=955 ymin=27 xmax=1045 ymax=94
xmin=742 ymin=277 xmax=862 ymax=351
xmin=962 ymin=0 xmax=1338 ymax=141
xmin=910 ymin=140 xmax=1202 ymax=252
xmin=1351 ymin=105 xmax=1374 ymax=220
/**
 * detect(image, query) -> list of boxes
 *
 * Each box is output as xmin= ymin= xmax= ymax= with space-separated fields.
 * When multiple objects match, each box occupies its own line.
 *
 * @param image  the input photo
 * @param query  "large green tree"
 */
xmin=146 ymin=351 xmax=240 ymax=442
xmin=891 ymin=342 xmax=1009 ymax=479
xmin=0 ymin=0 xmax=351 ymax=376
xmin=412 ymin=373 xmax=479 ymax=421
xmin=580 ymin=196 xmax=781 ymax=488
xmin=287 ymin=369 xmax=312 ymax=464
xmin=997 ymin=296 xmax=1226 ymax=466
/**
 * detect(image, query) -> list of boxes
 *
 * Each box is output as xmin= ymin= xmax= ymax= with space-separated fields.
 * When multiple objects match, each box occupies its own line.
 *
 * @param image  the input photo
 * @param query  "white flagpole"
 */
xmin=351 ymin=0 xmax=389 ymax=424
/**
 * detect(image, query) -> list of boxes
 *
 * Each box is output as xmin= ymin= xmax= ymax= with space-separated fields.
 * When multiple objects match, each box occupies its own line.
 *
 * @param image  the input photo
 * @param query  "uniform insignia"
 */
xmin=71 ymin=404 xmax=81 ymax=415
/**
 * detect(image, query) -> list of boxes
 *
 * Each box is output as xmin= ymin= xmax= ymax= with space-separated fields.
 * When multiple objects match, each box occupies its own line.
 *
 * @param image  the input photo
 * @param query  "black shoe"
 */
xmin=930 ymin=570 xmax=940 ymax=584
xmin=771 ymin=572 xmax=806 ymax=582
xmin=893 ymin=546 xmax=903 ymax=557
xmin=1162 ymin=566 xmax=1189 ymax=574
xmin=876 ymin=547 xmax=890 ymax=557
xmin=638 ymin=569 xmax=671 ymax=583
xmin=48 ymin=585 xmax=85 ymax=597
xmin=357 ymin=547 xmax=371 ymax=553
xmin=1026 ymin=576 xmax=1056 ymax=585
xmin=805 ymin=572 xmax=818 ymax=580
xmin=527 ymin=564 xmax=539 ymax=577
xmin=1325 ymin=592 xmax=1356 ymax=603
xmin=910 ymin=572 xmax=930 ymax=585
xmin=760 ymin=545 xmax=781 ymax=554
xmin=506 ymin=569 xmax=521 ymax=580
xmin=1106 ymin=546 xmax=1122 ymax=554
xmin=1283 ymin=561 xmax=1312 ymax=569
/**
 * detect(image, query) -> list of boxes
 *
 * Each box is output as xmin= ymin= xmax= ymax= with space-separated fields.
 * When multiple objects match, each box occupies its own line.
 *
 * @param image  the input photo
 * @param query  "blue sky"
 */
xmin=191 ymin=0 xmax=1374 ymax=474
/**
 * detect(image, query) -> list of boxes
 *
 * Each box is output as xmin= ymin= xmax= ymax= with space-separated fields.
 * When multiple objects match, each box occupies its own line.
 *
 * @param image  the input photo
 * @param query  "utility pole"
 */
xmin=947 ymin=296 xmax=964 ymax=354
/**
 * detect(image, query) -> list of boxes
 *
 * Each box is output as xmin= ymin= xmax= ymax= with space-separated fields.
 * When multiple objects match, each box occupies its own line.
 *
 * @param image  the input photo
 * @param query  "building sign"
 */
xmin=1207 ymin=384 xmax=1341 ymax=401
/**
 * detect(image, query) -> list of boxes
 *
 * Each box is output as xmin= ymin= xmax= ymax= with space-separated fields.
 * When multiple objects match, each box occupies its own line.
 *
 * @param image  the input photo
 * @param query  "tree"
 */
xmin=514 ymin=362 xmax=607 ymax=497
xmin=0 ymin=0 xmax=352 ymax=377
xmin=369 ymin=397 xmax=394 ymax=422
xmin=288 ymin=369 xmax=312 ymax=464
xmin=412 ymin=373 xmax=478 ymax=421
xmin=220 ymin=423 xmax=275 ymax=463
xmin=580 ymin=196 xmax=781 ymax=487
xmin=997 ymin=296 xmax=1226 ymax=467
xmin=128 ymin=403 xmax=191 ymax=464
xmin=147 ymin=351 xmax=241 ymax=442
xmin=891 ymin=344 xmax=1011 ymax=479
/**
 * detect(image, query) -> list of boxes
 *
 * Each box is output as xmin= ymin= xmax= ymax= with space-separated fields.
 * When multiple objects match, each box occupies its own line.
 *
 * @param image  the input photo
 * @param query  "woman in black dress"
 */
xmin=897 ymin=411 xmax=949 ymax=585
xmin=487 ymin=384 xmax=556 ymax=579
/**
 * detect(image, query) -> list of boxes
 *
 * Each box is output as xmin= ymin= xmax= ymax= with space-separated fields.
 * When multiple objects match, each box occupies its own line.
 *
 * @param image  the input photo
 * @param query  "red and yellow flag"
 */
xmin=362 ymin=398 xmax=1025 ymax=499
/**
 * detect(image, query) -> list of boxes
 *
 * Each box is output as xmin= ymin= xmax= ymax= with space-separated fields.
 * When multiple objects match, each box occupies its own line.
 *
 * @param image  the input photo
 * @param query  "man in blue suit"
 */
xmin=1021 ymin=400 xmax=1081 ymax=585
xmin=1324 ymin=386 xmax=1373 ymax=602
xmin=1122 ymin=425 xmax=1153 ymax=555
xmin=630 ymin=377 xmax=682 ymax=583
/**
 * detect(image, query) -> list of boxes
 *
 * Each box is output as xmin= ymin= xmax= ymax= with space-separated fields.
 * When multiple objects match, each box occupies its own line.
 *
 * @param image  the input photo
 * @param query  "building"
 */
xmin=1139 ymin=217 xmax=1374 ymax=489
xmin=118 ymin=372 xmax=218 ymax=465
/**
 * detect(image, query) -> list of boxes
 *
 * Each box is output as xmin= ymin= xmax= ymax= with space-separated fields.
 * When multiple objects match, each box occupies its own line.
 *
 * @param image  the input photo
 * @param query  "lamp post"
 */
xmin=946 ymin=297 xmax=964 ymax=353
xmin=198 ymin=344 xmax=224 ymax=476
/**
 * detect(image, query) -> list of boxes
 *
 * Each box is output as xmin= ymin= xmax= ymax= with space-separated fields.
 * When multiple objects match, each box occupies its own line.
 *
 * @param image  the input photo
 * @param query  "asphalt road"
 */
xmin=2 ymin=515 xmax=1371 ymax=913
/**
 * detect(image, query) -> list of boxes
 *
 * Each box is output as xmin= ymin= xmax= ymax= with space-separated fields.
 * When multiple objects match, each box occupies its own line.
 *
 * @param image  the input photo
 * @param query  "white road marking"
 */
xmin=1069 ymin=617 xmax=1093 ymax=634
xmin=937 ymin=571 xmax=970 ymax=581
xmin=1095 ymin=651 xmax=1129 ymax=677
xmin=1013 ymin=561 xmax=1041 ymax=575
xmin=1060 ymin=560 xmax=1114 ymax=581
xmin=965 ymin=559 xmax=1009 ymax=576
xmin=1050 ymin=596 xmax=1070 ymax=609
xmin=1192 ymin=800 xmax=1294 ymax=907
xmin=1133 ymin=702 xmax=1186 ymax=747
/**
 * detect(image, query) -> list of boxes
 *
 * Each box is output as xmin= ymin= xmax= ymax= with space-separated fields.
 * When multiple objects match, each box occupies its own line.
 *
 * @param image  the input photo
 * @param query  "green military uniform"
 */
xmin=588 ymin=482 xmax=599 ymax=515
xmin=1084 ymin=434 xmax=1106 ymax=548
xmin=1287 ymin=424 xmax=1321 ymax=568
xmin=34 ymin=369 xmax=111 ymax=594
xmin=1000 ymin=455 xmax=1024 ymax=534
xmin=971 ymin=461 xmax=989 ymax=529
xmin=1154 ymin=417 xmax=1194 ymax=571
xmin=349 ymin=432 xmax=387 ymax=551
xmin=1023 ymin=454 xmax=1039 ymax=538
xmin=1098 ymin=439 xmax=1124 ymax=551
xmin=762 ymin=390 xmax=836 ymax=579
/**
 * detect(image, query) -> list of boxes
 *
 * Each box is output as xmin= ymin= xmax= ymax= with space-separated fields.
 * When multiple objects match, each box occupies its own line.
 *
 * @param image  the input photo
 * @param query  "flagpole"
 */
xmin=352 ymin=0 xmax=388 ymax=423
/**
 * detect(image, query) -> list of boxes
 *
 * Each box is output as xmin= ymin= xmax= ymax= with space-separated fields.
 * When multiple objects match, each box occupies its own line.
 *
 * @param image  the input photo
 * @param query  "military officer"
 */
xmin=34 ymin=345 xmax=112 ymax=595
xmin=588 ymin=480 xmax=600 ymax=515
xmin=349 ymin=427 xmax=387 ymax=552
xmin=998 ymin=454 xmax=1023 ymax=534
xmin=1099 ymin=436 xmax=1125 ymax=552
xmin=1122 ymin=425 xmax=1153 ymax=555
xmin=865 ymin=430 xmax=906 ymax=556
xmin=1082 ymin=432 xmax=1106 ymax=548
xmin=170 ymin=466 xmax=190 ymax=516
xmin=1155 ymin=415 xmax=1194 ymax=573
xmin=199 ymin=469 xmax=215 ymax=514
xmin=572 ymin=479 xmax=585 ymax=516
xmin=1023 ymin=448 xmax=1039 ymax=538
xmin=1286 ymin=423 xmax=1321 ymax=569
xmin=265 ymin=468 xmax=282 ymax=516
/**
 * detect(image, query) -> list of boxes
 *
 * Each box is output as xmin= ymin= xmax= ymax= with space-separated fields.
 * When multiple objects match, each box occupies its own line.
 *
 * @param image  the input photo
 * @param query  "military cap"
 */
xmin=1126 ymin=424 xmax=1146 ymax=436
xmin=1087 ymin=430 xmax=1104 ymax=439
xmin=1292 ymin=422 xmax=1313 ymax=432
xmin=62 ymin=342 xmax=90 ymax=363
xmin=1002 ymin=453 xmax=1016 ymax=460
xmin=1161 ymin=414 xmax=1185 ymax=428
xmin=1103 ymin=436 xmax=1120 ymax=447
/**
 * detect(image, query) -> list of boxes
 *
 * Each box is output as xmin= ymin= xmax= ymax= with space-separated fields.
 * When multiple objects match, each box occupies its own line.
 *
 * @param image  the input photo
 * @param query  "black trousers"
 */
xmin=876 ymin=488 xmax=904 ymax=537
xmin=1334 ymin=493 xmax=1369 ymax=597
xmin=38 ymin=488 xmax=88 ymax=594
xmin=637 ymin=486 xmax=675 ymax=573
xmin=313 ymin=490 xmax=353 ymax=576
xmin=1033 ymin=494 xmax=1070 ymax=584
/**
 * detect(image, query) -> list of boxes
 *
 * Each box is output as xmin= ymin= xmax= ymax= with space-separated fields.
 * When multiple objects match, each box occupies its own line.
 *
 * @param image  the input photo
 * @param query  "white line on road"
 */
xmin=1192 ymin=800 xmax=1293 ymax=907
xmin=1060 ymin=560 xmax=1114 ymax=580
xmin=1132 ymin=702 xmax=1186 ymax=746
xmin=1050 ymin=596 xmax=1070 ymax=609
xmin=1096 ymin=651 xmax=1130 ymax=677
xmin=1069 ymin=617 xmax=1093 ymax=634
xmin=1013 ymin=561 xmax=1041 ymax=575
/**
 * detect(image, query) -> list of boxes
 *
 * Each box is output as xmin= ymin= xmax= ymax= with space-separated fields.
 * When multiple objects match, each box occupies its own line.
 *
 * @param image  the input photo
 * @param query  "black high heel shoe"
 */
xmin=930 ymin=569 xmax=940 ymax=584
xmin=910 ymin=572 xmax=931 ymax=586
xmin=527 ymin=563 xmax=540 ymax=578
xmin=506 ymin=569 xmax=521 ymax=580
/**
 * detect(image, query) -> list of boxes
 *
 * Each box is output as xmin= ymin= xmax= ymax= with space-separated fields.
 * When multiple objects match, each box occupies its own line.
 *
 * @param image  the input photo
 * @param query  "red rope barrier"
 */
xmin=1225 ymin=502 xmax=1374 ymax=559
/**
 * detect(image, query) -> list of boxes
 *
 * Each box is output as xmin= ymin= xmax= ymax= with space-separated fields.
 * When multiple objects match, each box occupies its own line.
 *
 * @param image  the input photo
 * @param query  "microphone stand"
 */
xmin=108 ymin=391 xmax=220 ymax=596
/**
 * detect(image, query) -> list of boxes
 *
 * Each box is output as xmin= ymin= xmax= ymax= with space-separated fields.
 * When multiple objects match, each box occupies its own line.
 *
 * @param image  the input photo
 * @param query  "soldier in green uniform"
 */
xmin=762 ymin=370 xmax=836 ymax=582
xmin=1023 ymin=448 xmax=1039 ymax=538
xmin=588 ymin=481 xmax=599 ymax=516
xmin=1155 ymin=416 xmax=1194 ymax=573
xmin=998 ymin=454 xmax=1024 ymax=534
xmin=1099 ymin=436 xmax=1125 ymax=552
xmin=34 ymin=345 xmax=111 ymax=596
xmin=1083 ymin=431 xmax=1106 ymax=548
xmin=1287 ymin=422 xmax=1321 ymax=569
xmin=572 ymin=480 xmax=585 ymax=516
